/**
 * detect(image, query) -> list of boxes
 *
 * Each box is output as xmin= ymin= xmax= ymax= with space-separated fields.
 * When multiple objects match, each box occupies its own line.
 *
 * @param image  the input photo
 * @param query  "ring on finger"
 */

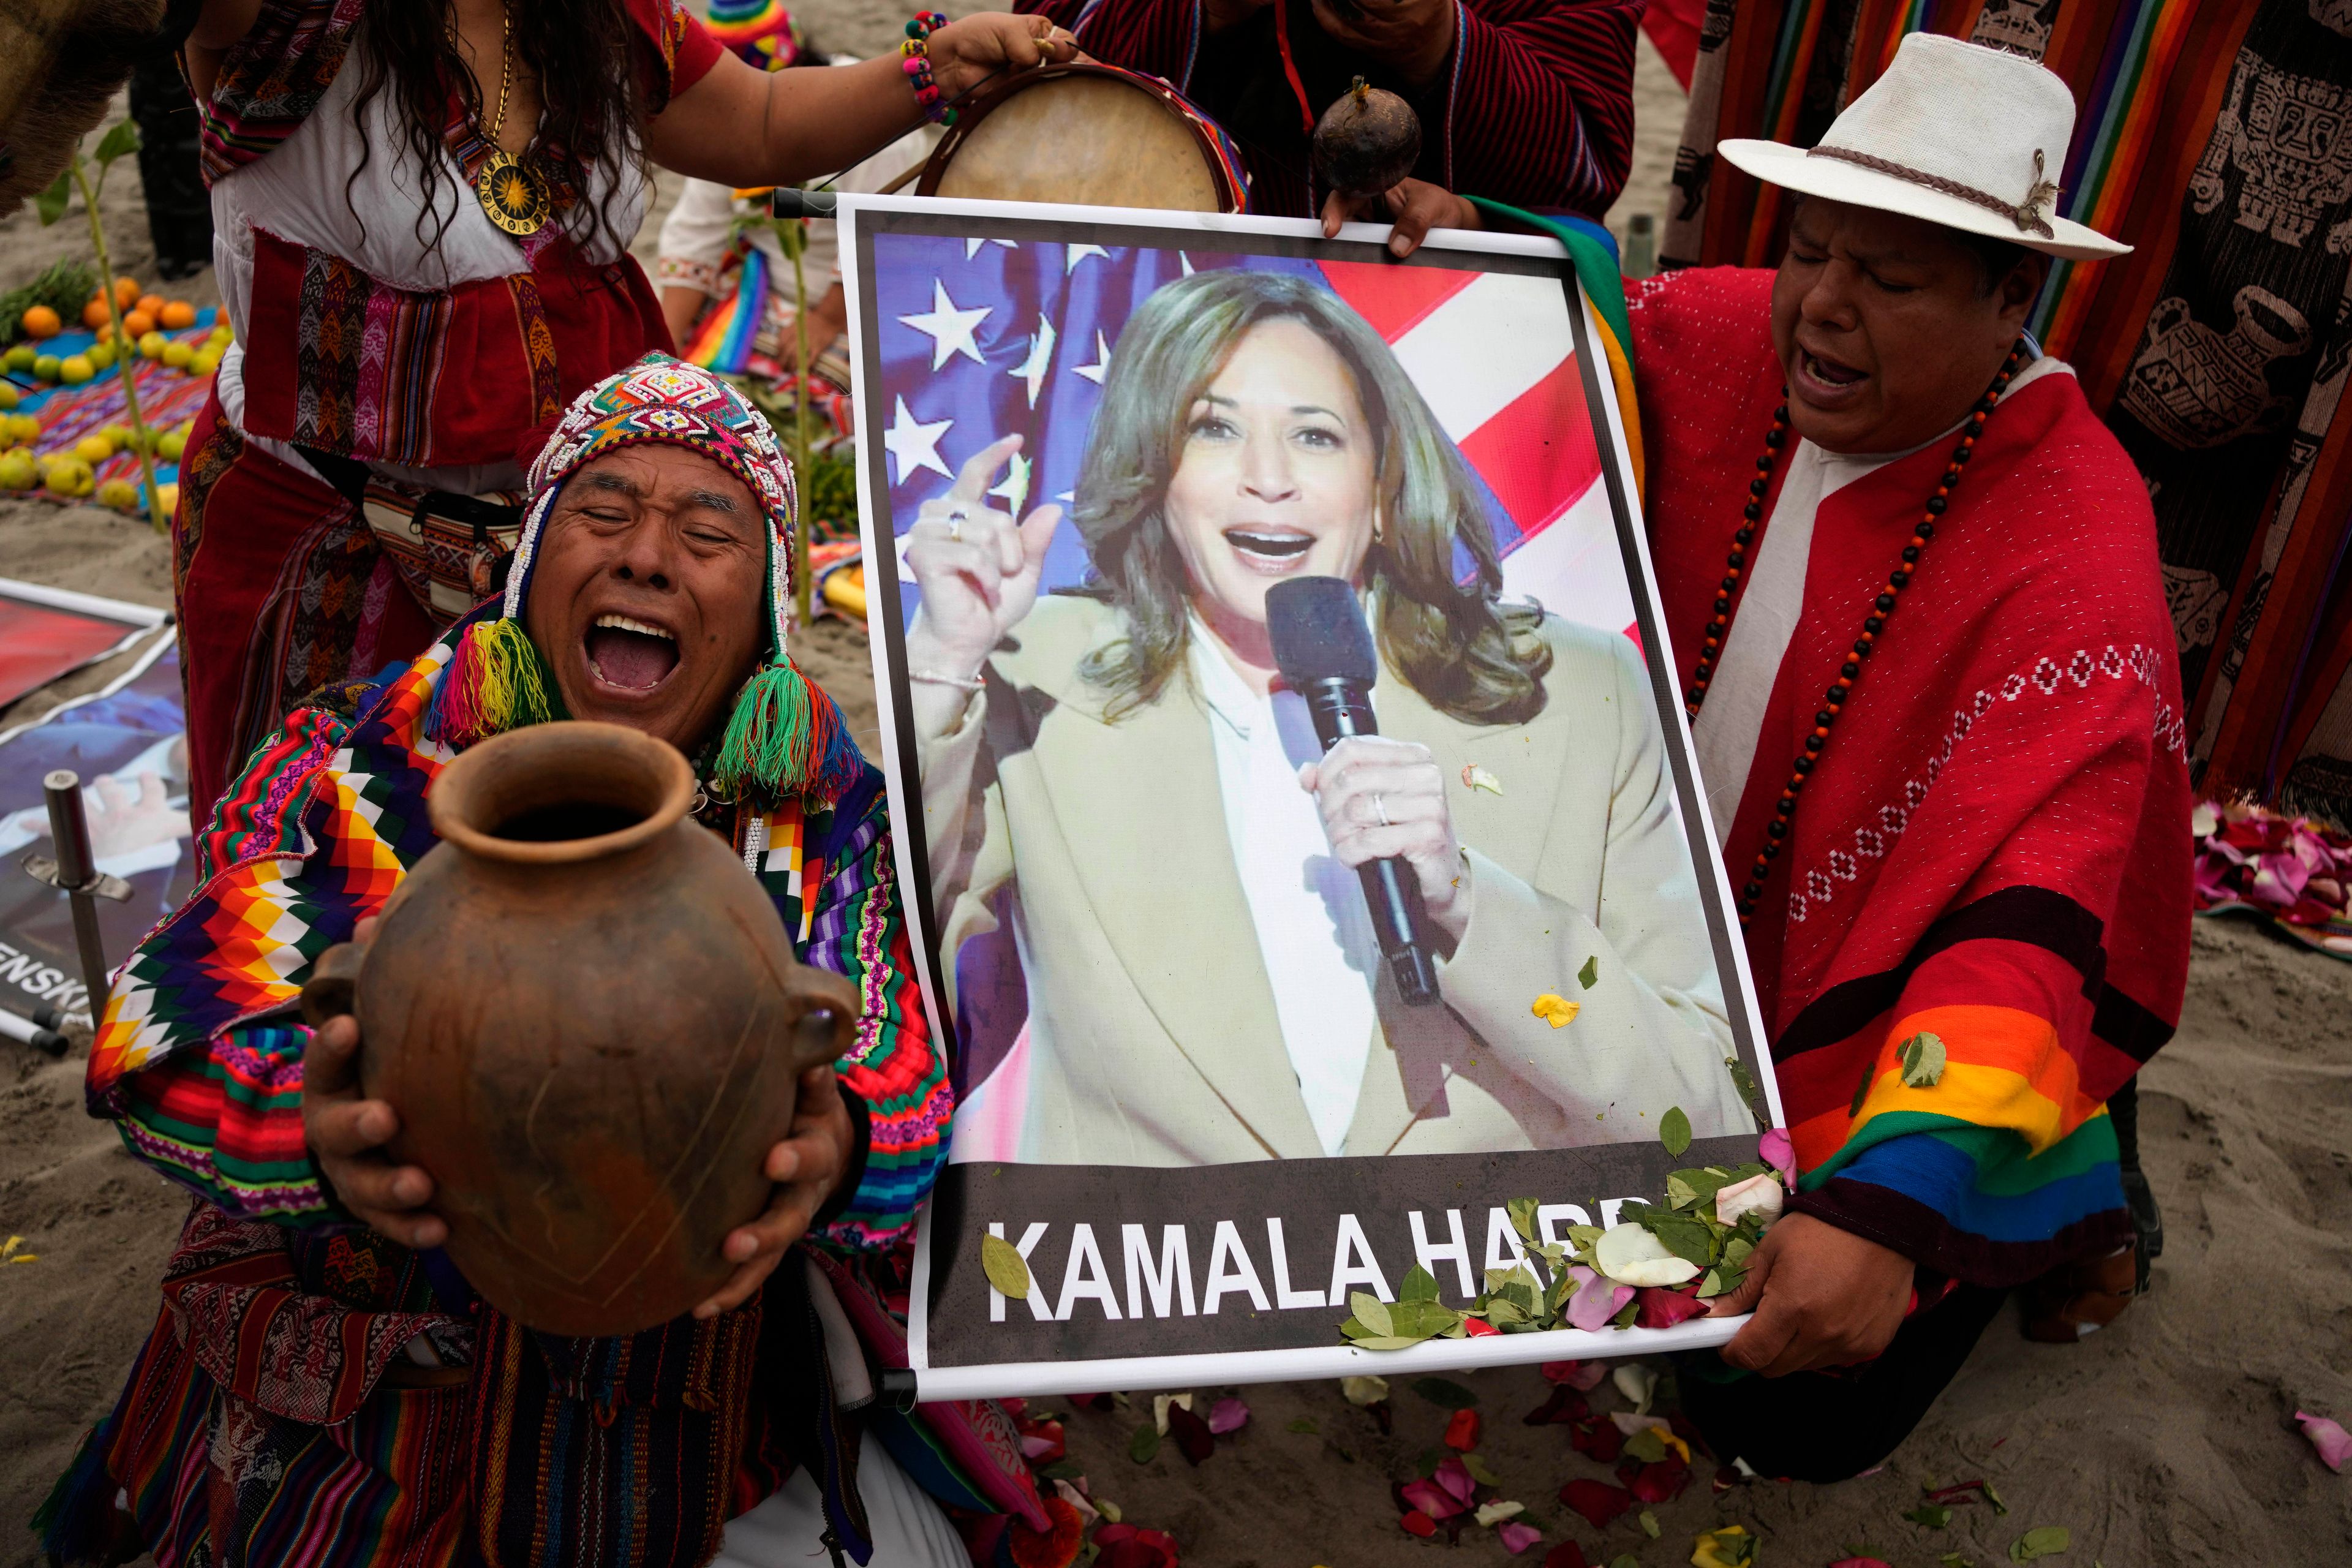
xmin=1374 ymin=793 xmax=1391 ymax=827
xmin=945 ymin=508 xmax=968 ymax=542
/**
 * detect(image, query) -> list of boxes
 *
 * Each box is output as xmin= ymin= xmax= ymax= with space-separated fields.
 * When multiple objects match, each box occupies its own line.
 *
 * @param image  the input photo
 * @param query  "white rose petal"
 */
xmin=1593 ymin=1223 xmax=1702 ymax=1288
xmin=1475 ymin=1501 xmax=1526 ymax=1527
xmin=1714 ymin=1172 xmax=1785 ymax=1229
xmin=1339 ymin=1374 xmax=1390 ymax=1406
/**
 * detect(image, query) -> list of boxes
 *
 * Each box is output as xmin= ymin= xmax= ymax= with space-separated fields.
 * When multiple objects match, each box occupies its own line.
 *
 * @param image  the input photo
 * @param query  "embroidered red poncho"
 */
xmin=1630 ymin=268 xmax=2192 ymax=1284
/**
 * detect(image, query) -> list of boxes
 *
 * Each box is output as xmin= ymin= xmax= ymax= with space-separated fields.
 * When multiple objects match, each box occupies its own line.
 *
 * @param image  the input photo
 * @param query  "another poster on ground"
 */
xmin=840 ymin=197 xmax=1784 ymax=1399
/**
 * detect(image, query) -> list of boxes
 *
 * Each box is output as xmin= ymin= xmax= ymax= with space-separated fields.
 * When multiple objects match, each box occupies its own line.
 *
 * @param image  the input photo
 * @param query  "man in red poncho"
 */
xmin=1629 ymin=34 xmax=2192 ymax=1480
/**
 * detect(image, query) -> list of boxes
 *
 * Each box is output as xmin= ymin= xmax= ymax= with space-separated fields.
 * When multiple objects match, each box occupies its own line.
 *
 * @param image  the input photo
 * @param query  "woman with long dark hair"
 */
xmin=900 ymin=268 xmax=1747 ymax=1164
xmin=170 ymin=0 xmax=1072 ymax=830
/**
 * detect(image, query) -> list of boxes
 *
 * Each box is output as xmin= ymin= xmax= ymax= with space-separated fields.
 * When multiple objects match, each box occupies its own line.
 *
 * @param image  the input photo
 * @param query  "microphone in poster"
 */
xmin=1267 ymin=575 xmax=1439 ymax=1006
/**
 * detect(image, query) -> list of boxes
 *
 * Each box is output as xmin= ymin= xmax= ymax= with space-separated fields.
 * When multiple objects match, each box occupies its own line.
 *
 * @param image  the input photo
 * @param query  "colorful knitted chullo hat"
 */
xmin=425 ymin=352 xmax=860 ymax=806
xmin=705 ymin=0 xmax=804 ymax=70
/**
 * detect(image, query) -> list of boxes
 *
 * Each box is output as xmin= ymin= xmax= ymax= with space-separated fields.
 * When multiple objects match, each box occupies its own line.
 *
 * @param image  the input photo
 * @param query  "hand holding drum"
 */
xmin=299 ymin=722 xmax=859 ymax=1334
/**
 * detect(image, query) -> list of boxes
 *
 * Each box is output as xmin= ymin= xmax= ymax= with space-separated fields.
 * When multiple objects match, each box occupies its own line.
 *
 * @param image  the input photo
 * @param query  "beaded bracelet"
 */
xmin=900 ymin=11 xmax=957 ymax=126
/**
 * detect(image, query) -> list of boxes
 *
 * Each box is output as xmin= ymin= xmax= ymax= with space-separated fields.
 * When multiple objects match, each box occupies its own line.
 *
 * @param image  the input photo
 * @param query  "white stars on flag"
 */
xmin=1065 ymin=244 xmax=1110 ymax=274
xmin=899 ymin=278 xmax=991 ymax=370
xmin=1009 ymin=313 xmax=1057 ymax=409
xmin=965 ymin=238 xmax=1020 ymax=260
xmin=989 ymin=452 xmax=1033 ymax=519
xmin=1073 ymin=330 xmax=1112 ymax=386
xmin=884 ymin=396 xmax=952 ymax=485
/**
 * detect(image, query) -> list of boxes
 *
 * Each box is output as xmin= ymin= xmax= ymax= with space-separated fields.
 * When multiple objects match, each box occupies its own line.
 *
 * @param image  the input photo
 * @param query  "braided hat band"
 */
xmin=427 ymin=352 xmax=860 ymax=806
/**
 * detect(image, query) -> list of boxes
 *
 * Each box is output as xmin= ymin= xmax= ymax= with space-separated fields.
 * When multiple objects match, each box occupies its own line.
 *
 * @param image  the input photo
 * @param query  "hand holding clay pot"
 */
xmin=301 ymin=720 xmax=859 ymax=1336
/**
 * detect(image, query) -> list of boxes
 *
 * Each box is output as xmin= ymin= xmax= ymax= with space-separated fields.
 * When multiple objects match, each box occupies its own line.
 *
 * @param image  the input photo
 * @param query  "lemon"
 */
xmin=189 ymin=348 xmax=222 ymax=379
xmin=0 ymin=383 xmax=17 ymax=412
xmin=1 ymin=345 xmax=34 ymax=372
xmin=162 ymin=342 xmax=194 ymax=371
xmin=58 ymin=355 xmax=94 ymax=385
xmin=9 ymin=415 xmax=37 ymax=442
xmin=100 ymin=423 xmax=134 ymax=451
xmin=138 ymin=331 xmax=168 ymax=361
xmin=157 ymin=481 xmax=179 ymax=513
xmin=85 ymin=340 xmax=116 ymax=370
xmin=157 ymin=429 xmax=187 ymax=462
xmin=0 ymin=451 xmax=36 ymax=491
xmin=97 ymin=478 xmax=140 ymax=512
xmin=75 ymin=435 xmax=116 ymax=464
xmin=43 ymin=456 xmax=94 ymax=498
xmin=31 ymin=355 xmax=60 ymax=382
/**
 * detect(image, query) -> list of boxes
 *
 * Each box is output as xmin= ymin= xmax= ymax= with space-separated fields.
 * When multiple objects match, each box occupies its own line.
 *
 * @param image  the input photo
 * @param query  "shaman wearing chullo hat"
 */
xmin=45 ymin=355 xmax=1006 ymax=1568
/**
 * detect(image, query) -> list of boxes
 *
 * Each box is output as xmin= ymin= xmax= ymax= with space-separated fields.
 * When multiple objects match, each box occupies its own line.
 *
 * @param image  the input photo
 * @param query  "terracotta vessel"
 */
xmin=303 ymin=721 xmax=854 ymax=1336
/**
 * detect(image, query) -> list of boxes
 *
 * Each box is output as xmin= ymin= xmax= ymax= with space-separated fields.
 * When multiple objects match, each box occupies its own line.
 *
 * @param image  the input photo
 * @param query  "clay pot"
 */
xmin=302 ymin=721 xmax=854 ymax=1336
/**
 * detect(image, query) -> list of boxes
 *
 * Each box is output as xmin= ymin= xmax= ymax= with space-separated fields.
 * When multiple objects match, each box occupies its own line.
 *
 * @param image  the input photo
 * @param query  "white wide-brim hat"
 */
xmin=1718 ymin=32 xmax=2128 ymax=262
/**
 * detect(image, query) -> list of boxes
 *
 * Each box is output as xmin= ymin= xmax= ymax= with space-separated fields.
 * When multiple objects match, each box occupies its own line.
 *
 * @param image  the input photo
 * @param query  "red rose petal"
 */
xmin=1400 ymin=1510 xmax=1438 ymax=1539
xmin=1443 ymin=1408 xmax=1482 ymax=1450
xmin=1543 ymin=1544 xmax=1591 ymax=1568
xmin=1166 ymin=1400 xmax=1216 ymax=1466
xmin=1462 ymin=1315 xmax=1502 ymax=1336
xmin=1625 ymin=1458 xmax=1691 ymax=1504
xmin=1558 ymin=1478 xmax=1633 ymax=1529
xmin=1401 ymin=1479 xmax=1464 ymax=1520
xmin=1433 ymin=1456 xmax=1476 ymax=1506
xmin=1635 ymin=1286 xmax=1708 ymax=1329
xmin=1570 ymin=1419 xmax=1623 ymax=1463
xmin=1524 ymin=1385 xmax=1590 ymax=1425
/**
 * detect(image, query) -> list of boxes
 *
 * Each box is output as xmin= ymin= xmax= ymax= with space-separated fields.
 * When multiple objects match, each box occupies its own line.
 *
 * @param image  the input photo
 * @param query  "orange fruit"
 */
xmin=20 ymin=305 xmax=61 ymax=339
xmin=82 ymin=296 xmax=113 ymax=330
xmin=95 ymin=322 xmax=115 ymax=342
xmin=121 ymin=309 xmax=154 ymax=339
xmin=159 ymin=300 xmax=197 ymax=330
xmin=112 ymin=277 xmax=141 ymax=309
xmin=135 ymin=293 xmax=166 ymax=318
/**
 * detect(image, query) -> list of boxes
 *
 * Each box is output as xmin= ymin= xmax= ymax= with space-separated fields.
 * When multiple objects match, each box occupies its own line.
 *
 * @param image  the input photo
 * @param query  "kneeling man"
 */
xmin=44 ymin=357 xmax=974 ymax=1567
xmin=1631 ymin=35 xmax=2191 ymax=1479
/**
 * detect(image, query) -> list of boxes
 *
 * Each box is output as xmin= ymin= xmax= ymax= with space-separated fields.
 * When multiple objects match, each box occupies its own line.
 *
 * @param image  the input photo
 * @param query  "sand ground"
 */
xmin=4 ymin=17 xmax=2347 ymax=1568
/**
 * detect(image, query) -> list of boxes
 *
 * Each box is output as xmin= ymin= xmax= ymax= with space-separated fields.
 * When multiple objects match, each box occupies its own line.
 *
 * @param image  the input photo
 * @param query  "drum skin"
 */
xmin=919 ymin=64 xmax=1240 ymax=213
xmin=302 ymin=722 xmax=855 ymax=1337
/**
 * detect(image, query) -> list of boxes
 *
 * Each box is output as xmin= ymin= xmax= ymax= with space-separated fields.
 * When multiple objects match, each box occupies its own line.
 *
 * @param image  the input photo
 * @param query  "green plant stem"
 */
xmin=70 ymin=154 xmax=167 ymax=533
xmin=788 ymin=236 xmax=814 ymax=632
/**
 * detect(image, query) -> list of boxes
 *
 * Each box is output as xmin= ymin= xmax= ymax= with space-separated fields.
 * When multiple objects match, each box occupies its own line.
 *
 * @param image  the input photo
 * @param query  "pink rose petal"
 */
xmin=1434 ymin=1456 xmax=1477 ymax=1506
xmin=1563 ymin=1265 xmax=1634 ymax=1332
xmin=1540 ymin=1359 xmax=1610 ymax=1391
xmin=1401 ymin=1479 xmax=1464 ymax=1520
xmin=1498 ymin=1521 xmax=1544 ymax=1555
xmin=2296 ymin=1410 xmax=2352 ymax=1472
xmin=1758 ymin=1127 xmax=1795 ymax=1182
xmin=1207 ymin=1396 xmax=1249 ymax=1435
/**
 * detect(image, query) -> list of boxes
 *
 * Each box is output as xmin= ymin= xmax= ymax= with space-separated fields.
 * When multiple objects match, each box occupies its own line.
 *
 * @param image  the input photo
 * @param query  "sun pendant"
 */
xmin=475 ymin=149 xmax=551 ymax=237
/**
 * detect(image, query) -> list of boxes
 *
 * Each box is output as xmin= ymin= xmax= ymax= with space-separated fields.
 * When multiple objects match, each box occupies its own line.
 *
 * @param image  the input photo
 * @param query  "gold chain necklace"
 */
xmin=457 ymin=2 xmax=550 ymax=236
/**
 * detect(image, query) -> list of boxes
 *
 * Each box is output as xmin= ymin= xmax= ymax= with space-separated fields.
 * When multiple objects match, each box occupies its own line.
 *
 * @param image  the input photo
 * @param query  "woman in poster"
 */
xmin=901 ymin=268 xmax=1748 ymax=1166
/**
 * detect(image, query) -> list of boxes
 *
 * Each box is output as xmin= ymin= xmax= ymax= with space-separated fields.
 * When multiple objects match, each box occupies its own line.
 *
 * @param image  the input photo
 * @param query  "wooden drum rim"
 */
xmin=914 ymin=62 xmax=1243 ymax=214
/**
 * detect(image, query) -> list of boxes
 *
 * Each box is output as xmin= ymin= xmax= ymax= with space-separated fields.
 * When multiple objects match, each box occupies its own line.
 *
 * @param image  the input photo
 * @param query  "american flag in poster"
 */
xmin=865 ymin=232 xmax=1638 ymax=639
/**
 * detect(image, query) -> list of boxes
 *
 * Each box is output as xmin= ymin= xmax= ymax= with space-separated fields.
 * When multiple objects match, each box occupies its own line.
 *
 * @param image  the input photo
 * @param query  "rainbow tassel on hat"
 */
xmin=683 ymin=247 xmax=769 ymax=375
xmin=424 ymin=614 xmax=565 ymax=748
xmin=713 ymin=656 xmax=864 ymax=806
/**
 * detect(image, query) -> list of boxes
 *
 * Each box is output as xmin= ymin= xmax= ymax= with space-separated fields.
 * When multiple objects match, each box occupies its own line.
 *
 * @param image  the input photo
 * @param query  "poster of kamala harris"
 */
xmin=840 ymin=197 xmax=1787 ymax=1396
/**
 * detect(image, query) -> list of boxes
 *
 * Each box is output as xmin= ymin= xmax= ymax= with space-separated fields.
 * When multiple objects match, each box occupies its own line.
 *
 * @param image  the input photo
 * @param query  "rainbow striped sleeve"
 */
xmin=115 ymin=1024 xmax=339 ymax=1223
xmin=801 ymin=771 xmax=951 ymax=1251
xmin=1785 ymin=903 xmax=2135 ymax=1283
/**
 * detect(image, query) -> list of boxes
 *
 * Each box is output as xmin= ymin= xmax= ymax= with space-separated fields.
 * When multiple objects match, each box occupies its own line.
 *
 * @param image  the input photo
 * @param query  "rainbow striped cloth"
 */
xmin=682 ymin=246 xmax=771 ymax=375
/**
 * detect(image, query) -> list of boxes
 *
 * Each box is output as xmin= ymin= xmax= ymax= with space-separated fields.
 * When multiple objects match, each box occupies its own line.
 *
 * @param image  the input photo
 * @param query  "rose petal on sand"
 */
xmin=1092 ymin=1523 xmax=1179 ymax=1568
xmin=2192 ymin=801 xmax=2219 ymax=837
xmin=1151 ymin=1392 xmax=1191 ymax=1436
xmin=1611 ymin=1412 xmax=1670 ymax=1438
xmin=1544 ymin=1545 xmax=1591 ymax=1568
xmin=1713 ymin=1173 xmax=1784 ymax=1228
xmin=1524 ymin=1384 xmax=1590 ymax=1425
xmin=1626 ymin=1458 xmax=1692 ymax=1504
xmin=1444 ymin=1409 xmax=1482 ymax=1450
xmin=1475 ymin=1499 xmax=1526 ymax=1527
xmin=1050 ymin=1479 xmax=1099 ymax=1525
xmin=1595 ymin=1226 xmax=1702 ymax=1289
xmin=1571 ymin=1418 xmax=1624 ymax=1463
xmin=1757 ymin=1128 xmax=1795 ymax=1183
xmin=2296 ymin=1410 xmax=2352 ymax=1471
xmin=1559 ymin=1479 xmax=1634 ymax=1529
xmin=1542 ymin=1359 xmax=1610 ymax=1391
xmin=1691 ymin=1524 xmax=1756 ymax=1568
xmin=1400 ymin=1511 xmax=1438 ymax=1539
xmin=1498 ymin=1520 xmax=1545 ymax=1555
xmin=1340 ymin=1374 xmax=1389 ymax=1406
xmin=1166 ymin=1399 xmax=1215 ymax=1464
xmin=1612 ymin=1363 xmax=1657 ymax=1412
xmin=1401 ymin=1479 xmax=1464 ymax=1520
xmin=1434 ymin=1457 xmax=1478 ymax=1506
xmin=1207 ymin=1396 xmax=1248 ymax=1435
xmin=1565 ymin=1266 xmax=1637 ymax=1331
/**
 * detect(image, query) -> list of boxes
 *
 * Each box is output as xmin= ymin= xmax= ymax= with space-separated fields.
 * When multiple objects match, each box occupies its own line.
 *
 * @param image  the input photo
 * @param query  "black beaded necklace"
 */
xmin=1686 ymin=337 xmax=2031 ymax=928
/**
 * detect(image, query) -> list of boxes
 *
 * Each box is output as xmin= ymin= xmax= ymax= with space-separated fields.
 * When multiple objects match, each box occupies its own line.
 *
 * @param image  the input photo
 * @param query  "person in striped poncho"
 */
xmin=1632 ymin=37 xmax=2192 ymax=1481
xmin=40 ymin=357 xmax=993 ymax=1568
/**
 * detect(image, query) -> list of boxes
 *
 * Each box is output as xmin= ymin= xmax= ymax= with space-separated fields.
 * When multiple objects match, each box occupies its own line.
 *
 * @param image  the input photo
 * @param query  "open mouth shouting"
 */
xmin=584 ymin=612 xmax=680 ymax=695
xmin=1791 ymin=342 xmax=1871 ymax=410
xmin=1224 ymin=526 xmax=1321 ymax=575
